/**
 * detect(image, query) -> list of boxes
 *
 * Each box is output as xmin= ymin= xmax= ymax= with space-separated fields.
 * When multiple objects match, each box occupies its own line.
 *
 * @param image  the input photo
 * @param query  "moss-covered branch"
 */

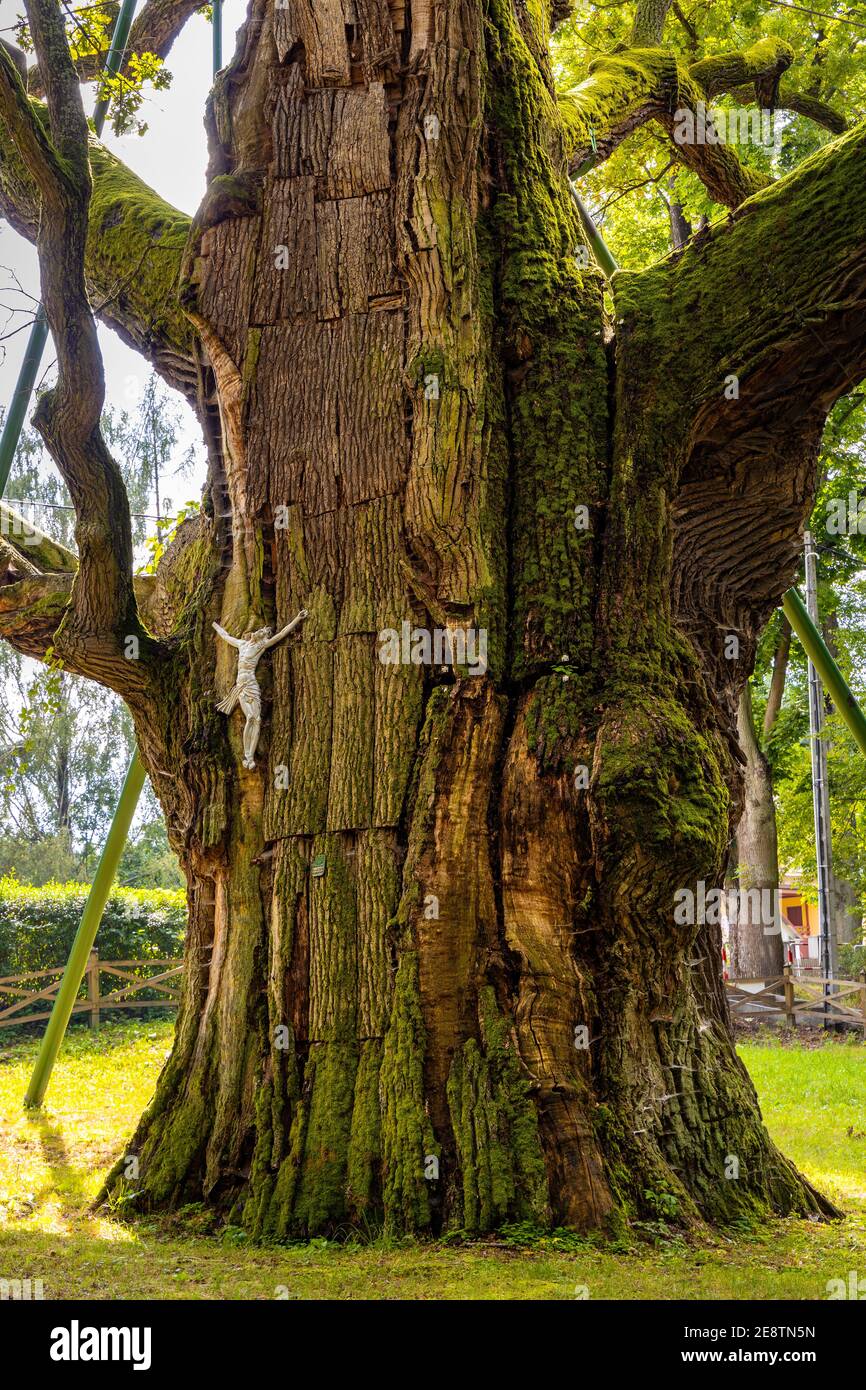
xmin=0 ymin=572 xmax=71 ymax=662
xmin=0 ymin=33 xmax=68 ymax=201
xmin=0 ymin=98 xmax=196 ymax=402
xmin=689 ymin=40 xmax=846 ymax=134
xmin=558 ymin=48 xmax=680 ymax=174
xmin=0 ymin=503 xmax=77 ymax=573
xmin=613 ymin=120 xmax=866 ymax=676
xmin=618 ymin=120 xmax=866 ymax=452
xmin=689 ymin=37 xmax=794 ymax=100
xmin=772 ymin=86 xmax=847 ymax=134
xmin=558 ymin=41 xmax=784 ymax=206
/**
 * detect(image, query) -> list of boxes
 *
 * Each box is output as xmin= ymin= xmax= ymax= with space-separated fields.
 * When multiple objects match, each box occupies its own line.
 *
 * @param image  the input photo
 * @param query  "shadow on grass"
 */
xmin=24 ymin=1108 xmax=105 ymax=1232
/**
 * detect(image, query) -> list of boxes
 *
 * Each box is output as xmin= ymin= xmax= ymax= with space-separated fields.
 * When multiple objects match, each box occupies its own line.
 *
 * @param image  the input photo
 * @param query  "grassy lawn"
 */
xmin=0 ymin=1018 xmax=864 ymax=1300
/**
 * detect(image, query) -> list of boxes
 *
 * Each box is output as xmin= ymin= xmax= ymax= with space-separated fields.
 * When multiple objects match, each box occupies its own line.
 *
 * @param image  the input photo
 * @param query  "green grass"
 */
xmin=0 ymin=1019 xmax=864 ymax=1299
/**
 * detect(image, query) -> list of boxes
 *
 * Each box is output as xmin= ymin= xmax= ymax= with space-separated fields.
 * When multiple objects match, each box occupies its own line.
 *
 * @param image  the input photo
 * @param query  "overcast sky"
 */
xmin=0 ymin=0 xmax=250 ymax=530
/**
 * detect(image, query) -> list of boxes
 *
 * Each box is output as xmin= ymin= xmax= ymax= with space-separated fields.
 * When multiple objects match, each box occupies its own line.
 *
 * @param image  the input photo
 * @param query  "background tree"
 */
xmin=0 ymin=390 xmax=190 ymax=886
xmin=729 ymin=398 xmax=866 ymax=978
xmin=755 ymin=399 xmax=866 ymax=964
xmin=1 ymin=0 xmax=865 ymax=1237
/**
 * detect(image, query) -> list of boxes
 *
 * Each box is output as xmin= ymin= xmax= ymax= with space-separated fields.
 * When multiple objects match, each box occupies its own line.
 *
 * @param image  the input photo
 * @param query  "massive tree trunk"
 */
xmin=4 ymin=0 xmax=866 ymax=1236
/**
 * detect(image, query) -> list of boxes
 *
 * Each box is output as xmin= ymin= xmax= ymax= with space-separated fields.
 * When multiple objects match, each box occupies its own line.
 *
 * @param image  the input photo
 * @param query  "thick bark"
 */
xmin=7 ymin=0 xmax=862 ymax=1235
xmin=730 ymin=686 xmax=784 ymax=980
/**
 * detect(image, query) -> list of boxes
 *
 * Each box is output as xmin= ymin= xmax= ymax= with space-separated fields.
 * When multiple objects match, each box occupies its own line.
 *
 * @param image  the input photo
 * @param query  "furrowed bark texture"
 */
xmin=80 ymin=0 xmax=866 ymax=1234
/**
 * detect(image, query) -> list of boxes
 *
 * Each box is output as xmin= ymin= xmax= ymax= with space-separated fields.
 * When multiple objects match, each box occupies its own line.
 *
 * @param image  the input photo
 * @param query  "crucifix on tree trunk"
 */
xmin=213 ymin=611 xmax=308 ymax=768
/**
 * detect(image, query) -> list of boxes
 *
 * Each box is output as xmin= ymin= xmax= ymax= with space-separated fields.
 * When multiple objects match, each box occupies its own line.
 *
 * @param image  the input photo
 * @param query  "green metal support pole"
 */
xmin=0 ymin=307 xmax=49 ymax=498
xmin=782 ymin=586 xmax=866 ymax=759
xmin=92 ymin=0 xmax=139 ymax=136
xmin=213 ymin=0 xmax=224 ymax=73
xmin=568 ymin=182 xmax=619 ymax=280
xmin=571 ymin=187 xmax=619 ymax=279
xmin=24 ymin=755 xmax=146 ymax=1107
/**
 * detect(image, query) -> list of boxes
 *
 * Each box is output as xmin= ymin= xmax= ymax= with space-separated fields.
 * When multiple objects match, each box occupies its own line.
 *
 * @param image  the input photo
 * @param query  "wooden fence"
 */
xmin=726 ymin=967 xmax=866 ymax=1033
xmin=2 ymin=954 xmax=864 ymax=1034
xmin=0 ymin=949 xmax=182 ymax=1031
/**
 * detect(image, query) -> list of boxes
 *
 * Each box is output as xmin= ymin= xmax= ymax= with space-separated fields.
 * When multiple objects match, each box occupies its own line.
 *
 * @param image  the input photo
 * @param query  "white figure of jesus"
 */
xmin=213 ymin=610 xmax=308 ymax=769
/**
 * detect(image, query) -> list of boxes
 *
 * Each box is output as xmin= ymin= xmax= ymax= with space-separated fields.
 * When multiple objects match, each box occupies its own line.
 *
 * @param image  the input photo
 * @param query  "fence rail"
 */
xmin=726 ymin=967 xmax=866 ymax=1033
xmin=2 ymin=956 xmax=863 ymax=1034
xmin=0 ymin=950 xmax=182 ymax=1031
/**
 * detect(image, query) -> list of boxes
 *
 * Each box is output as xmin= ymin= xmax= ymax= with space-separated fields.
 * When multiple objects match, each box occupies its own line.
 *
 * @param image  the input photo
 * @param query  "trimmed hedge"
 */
xmin=0 ymin=875 xmax=186 ymax=977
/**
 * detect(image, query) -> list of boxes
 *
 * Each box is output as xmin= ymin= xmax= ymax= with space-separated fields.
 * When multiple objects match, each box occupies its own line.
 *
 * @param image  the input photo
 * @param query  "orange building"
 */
xmin=779 ymin=875 xmax=820 ymax=967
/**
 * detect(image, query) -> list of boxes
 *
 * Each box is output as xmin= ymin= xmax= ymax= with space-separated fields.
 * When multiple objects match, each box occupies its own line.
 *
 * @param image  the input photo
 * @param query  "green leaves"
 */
xmin=94 ymin=50 xmax=172 ymax=138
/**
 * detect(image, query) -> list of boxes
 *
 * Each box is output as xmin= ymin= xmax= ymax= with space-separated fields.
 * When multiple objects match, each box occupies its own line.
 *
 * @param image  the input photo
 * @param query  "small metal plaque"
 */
xmin=311 ymin=854 xmax=326 ymax=879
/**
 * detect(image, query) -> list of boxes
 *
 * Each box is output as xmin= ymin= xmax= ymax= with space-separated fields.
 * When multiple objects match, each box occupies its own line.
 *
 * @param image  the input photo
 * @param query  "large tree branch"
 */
xmin=26 ymin=1 xmax=207 ymax=97
xmin=691 ymin=40 xmax=847 ymax=133
xmin=0 ymin=41 xmax=69 ymax=194
xmin=0 ymin=571 xmax=72 ymax=663
xmin=558 ymin=40 xmax=791 ymax=207
xmin=0 ymin=499 xmax=160 ymax=670
xmin=636 ymin=121 xmax=866 ymax=456
xmin=0 ymin=565 xmax=156 ymax=691
xmin=1 ymin=1 xmax=145 ymax=683
xmin=557 ymin=36 xmax=847 ymax=211
xmin=767 ymin=86 xmax=846 ymax=134
xmin=558 ymin=49 xmax=680 ymax=173
xmin=689 ymin=38 xmax=794 ymax=100
xmin=0 ymin=501 xmax=77 ymax=573
xmin=615 ymin=120 xmax=866 ymax=700
xmin=0 ymin=99 xmax=197 ymax=402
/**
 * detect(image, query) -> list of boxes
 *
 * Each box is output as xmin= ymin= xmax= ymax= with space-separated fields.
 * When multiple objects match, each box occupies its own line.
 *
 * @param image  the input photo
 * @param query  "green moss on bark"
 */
xmin=290 ymin=1042 xmax=360 ymax=1232
xmin=447 ymin=988 xmax=549 ymax=1231
xmin=485 ymin=0 xmax=610 ymax=680
xmin=346 ymin=1039 xmax=384 ymax=1219
xmin=379 ymin=952 xmax=435 ymax=1234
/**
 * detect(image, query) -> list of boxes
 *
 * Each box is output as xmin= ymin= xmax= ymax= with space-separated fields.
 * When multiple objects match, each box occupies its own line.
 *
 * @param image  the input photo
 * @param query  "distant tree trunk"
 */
xmin=666 ymin=176 xmax=692 ymax=250
xmin=763 ymin=616 xmax=790 ymax=736
xmin=730 ymin=686 xmax=784 ymax=979
xmin=831 ymin=850 xmax=861 ymax=947
xmin=55 ymin=737 xmax=70 ymax=833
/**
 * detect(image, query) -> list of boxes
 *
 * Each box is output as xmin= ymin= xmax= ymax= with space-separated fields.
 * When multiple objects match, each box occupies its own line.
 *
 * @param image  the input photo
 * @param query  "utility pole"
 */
xmin=804 ymin=532 xmax=837 ymax=1008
